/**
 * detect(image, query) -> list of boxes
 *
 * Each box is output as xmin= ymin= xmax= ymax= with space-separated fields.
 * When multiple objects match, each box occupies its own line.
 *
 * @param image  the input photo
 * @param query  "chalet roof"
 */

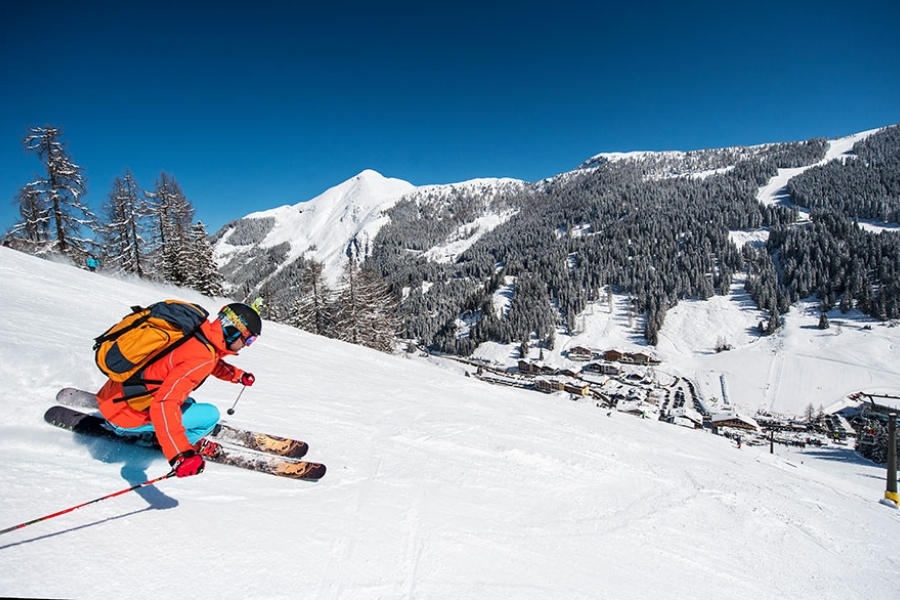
xmin=711 ymin=412 xmax=760 ymax=429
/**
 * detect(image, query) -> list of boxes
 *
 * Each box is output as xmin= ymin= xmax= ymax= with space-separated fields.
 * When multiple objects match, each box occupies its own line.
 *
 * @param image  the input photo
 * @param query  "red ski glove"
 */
xmin=170 ymin=451 xmax=205 ymax=478
xmin=240 ymin=372 xmax=255 ymax=387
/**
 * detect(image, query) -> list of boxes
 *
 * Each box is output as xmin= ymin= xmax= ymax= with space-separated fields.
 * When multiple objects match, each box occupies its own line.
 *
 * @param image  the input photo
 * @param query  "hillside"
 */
xmin=211 ymin=125 xmax=900 ymax=373
xmin=1 ymin=246 xmax=900 ymax=599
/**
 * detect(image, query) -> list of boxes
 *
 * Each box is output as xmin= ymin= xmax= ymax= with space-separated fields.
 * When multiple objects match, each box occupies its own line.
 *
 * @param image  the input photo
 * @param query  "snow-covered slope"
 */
xmin=756 ymin=129 xmax=881 ymax=217
xmin=214 ymin=170 xmax=524 ymax=288
xmin=2 ymin=246 xmax=900 ymax=599
xmin=472 ymin=271 xmax=900 ymax=417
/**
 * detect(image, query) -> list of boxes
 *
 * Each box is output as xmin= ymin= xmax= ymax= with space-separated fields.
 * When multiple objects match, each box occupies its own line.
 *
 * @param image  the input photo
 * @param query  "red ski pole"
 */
xmin=0 ymin=471 xmax=176 ymax=536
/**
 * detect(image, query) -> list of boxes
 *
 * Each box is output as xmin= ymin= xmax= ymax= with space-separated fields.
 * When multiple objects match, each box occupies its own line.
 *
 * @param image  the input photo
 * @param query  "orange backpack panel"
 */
xmin=94 ymin=300 xmax=209 ymax=383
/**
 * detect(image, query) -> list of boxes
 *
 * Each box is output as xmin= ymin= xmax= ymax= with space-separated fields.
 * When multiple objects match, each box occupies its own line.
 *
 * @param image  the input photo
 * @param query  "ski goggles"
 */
xmin=222 ymin=307 xmax=258 ymax=346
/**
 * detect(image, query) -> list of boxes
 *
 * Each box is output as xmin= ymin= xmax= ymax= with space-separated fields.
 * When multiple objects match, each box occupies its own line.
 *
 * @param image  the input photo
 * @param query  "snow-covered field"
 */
xmin=474 ymin=271 xmax=900 ymax=419
xmin=2 ymin=247 xmax=900 ymax=599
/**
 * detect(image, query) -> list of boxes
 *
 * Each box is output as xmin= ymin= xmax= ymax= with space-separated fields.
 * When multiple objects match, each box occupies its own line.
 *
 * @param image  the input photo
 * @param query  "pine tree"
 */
xmin=519 ymin=339 xmax=529 ymax=359
xmin=855 ymin=418 xmax=898 ymax=465
xmin=145 ymin=172 xmax=195 ymax=285
xmin=100 ymin=169 xmax=148 ymax=276
xmin=332 ymin=259 xmax=363 ymax=345
xmin=185 ymin=221 xmax=224 ymax=297
xmin=17 ymin=126 xmax=92 ymax=257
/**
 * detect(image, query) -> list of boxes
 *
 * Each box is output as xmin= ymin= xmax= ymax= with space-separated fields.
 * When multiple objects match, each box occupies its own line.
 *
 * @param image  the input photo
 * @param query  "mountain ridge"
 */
xmin=212 ymin=124 xmax=900 ymax=375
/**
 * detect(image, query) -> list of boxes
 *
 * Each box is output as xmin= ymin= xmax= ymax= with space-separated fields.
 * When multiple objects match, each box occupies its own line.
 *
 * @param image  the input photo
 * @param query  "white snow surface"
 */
xmin=423 ymin=210 xmax=517 ymax=264
xmin=754 ymin=128 xmax=900 ymax=233
xmin=2 ymin=248 xmax=900 ymax=598
xmin=474 ymin=273 xmax=900 ymax=418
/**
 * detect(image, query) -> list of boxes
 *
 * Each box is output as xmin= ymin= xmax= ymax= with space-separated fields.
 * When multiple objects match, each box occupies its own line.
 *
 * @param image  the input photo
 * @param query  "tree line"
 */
xmin=761 ymin=126 xmax=900 ymax=323
xmin=16 ymin=123 xmax=899 ymax=357
xmin=5 ymin=126 xmax=223 ymax=297
xmin=210 ymin=219 xmax=402 ymax=353
xmin=362 ymin=129 xmax=900 ymax=355
xmin=856 ymin=415 xmax=900 ymax=466
xmin=365 ymin=140 xmax=830 ymax=354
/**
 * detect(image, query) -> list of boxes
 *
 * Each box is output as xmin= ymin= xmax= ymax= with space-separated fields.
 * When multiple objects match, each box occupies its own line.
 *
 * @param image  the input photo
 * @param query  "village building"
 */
xmin=711 ymin=412 xmax=759 ymax=431
xmin=566 ymin=346 xmax=594 ymax=361
xmin=670 ymin=406 xmax=704 ymax=429
xmin=534 ymin=377 xmax=565 ymax=393
xmin=564 ymin=381 xmax=591 ymax=396
xmin=580 ymin=372 xmax=610 ymax=386
xmin=601 ymin=349 xmax=625 ymax=362
xmin=583 ymin=361 xmax=621 ymax=376
xmin=629 ymin=351 xmax=660 ymax=365
xmin=517 ymin=360 xmax=543 ymax=374
xmin=535 ymin=376 xmax=590 ymax=396
xmin=597 ymin=348 xmax=661 ymax=365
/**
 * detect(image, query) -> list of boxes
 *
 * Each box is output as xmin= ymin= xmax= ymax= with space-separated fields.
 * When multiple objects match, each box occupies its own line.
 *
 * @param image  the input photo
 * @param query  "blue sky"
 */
xmin=2 ymin=0 xmax=898 ymax=234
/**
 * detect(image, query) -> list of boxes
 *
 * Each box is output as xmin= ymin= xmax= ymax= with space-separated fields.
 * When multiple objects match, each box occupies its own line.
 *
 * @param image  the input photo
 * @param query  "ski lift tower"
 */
xmin=862 ymin=393 xmax=899 ymax=507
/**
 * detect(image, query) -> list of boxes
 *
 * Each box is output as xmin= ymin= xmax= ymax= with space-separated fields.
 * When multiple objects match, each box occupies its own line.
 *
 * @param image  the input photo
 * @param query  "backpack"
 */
xmin=94 ymin=300 xmax=210 ymax=384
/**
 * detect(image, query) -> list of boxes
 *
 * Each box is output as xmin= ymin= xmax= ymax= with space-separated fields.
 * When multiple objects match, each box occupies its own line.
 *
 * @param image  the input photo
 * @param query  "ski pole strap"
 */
xmin=0 ymin=471 xmax=176 ymax=536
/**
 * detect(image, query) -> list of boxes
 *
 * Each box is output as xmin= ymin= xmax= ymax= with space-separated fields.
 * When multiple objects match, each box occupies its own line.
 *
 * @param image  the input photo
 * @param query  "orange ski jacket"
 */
xmin=96 ymin=319 xmax=246 ymax=461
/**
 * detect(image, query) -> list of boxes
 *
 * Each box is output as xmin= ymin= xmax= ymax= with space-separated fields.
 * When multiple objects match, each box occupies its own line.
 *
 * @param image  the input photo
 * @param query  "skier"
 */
xmin=95 ymin=303 xmax=261 ymax=478
xmin=86 ymin=256 xmax=100 ymax=272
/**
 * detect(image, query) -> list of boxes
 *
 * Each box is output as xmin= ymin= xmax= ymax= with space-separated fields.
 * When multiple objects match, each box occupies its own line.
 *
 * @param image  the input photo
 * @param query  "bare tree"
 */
xmin=291 ymin=259 xmax=334 ymax=336
xmin=333 ymin=259 xmax=400 ymax=352
xmin=17 ymin=126 xmax=92 ymax=256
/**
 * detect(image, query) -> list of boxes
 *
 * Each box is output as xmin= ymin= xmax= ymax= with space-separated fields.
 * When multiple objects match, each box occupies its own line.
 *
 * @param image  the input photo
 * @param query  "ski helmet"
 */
xmin=218 ymin=303 xmax=262 ymax=346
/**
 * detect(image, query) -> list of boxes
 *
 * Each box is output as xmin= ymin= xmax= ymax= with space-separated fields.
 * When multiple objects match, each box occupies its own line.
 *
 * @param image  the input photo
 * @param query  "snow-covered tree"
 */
xmin=14 ymin=185 xmax=48 ymax=245
xmin=856 ymin=417 xmax=899 ymax=465
xmin=16 ymin=126 xmax=92 ymax=257
xmin=291 ymin=260 xmax=334 ymax=336
xmin=184 ymin=221 xmax=224 ymax=297
xmin=144 ymin=172 xmax=195 ymax=285
xmin=99 ymin=169 xmax=148 ymax=276
xmin=332 ymin=259 xmax=400 ymax=352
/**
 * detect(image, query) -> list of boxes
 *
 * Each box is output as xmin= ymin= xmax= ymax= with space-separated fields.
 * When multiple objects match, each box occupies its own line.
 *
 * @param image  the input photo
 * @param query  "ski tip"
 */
xmin=272 ymin=461 xmax=326 ymax=481
xmin=309 ymin=465 xmax=326 ymax=481
xmin=55 ymin=387 xmax=78 ymax=400
xmin=55 ymin=387 xmax=100 ymax=408
xmin=44 ymin=404 xmax=70 ymax=421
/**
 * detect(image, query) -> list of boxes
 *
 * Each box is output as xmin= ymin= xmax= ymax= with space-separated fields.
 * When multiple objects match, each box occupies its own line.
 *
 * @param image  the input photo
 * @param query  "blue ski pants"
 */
xmin=105 ymin=398 xmax=220 ymax=445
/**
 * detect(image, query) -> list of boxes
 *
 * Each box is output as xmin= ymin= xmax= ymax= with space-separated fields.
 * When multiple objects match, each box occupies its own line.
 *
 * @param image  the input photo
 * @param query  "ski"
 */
xmin=211 ymin=423 xmax=308 ymax=458
xmin=55 ymin=387 xmax=309 ymax=458
xmin=44 ymin=405 xmax=326 ymax=481
xmin=195 ymin=438 xmax=325 ymax=480
xmin=56 ymin=386 xmax=100 ymax=409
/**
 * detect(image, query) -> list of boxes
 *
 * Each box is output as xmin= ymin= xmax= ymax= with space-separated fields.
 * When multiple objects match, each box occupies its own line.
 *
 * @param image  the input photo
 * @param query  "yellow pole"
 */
xmin=886 ymin=413 xmax=898 ymax=506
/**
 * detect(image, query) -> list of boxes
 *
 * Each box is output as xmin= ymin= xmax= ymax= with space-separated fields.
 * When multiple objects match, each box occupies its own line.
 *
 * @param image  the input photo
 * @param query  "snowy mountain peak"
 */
xmin=311 ymin=169 xmax=415 ymax=211
xmin=214 ymin=170 xmax=417 ymax=288
xmin=213 ymin=169 xmax=528 ymax=291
